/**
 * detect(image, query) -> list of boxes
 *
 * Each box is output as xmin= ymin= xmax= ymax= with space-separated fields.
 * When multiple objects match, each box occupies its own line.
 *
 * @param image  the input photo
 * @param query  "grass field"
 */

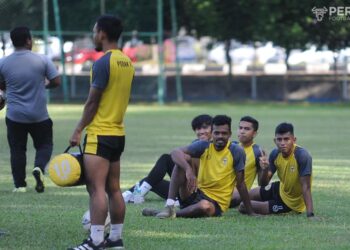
xmin=0 ymin=103 xmax=350 ymax=250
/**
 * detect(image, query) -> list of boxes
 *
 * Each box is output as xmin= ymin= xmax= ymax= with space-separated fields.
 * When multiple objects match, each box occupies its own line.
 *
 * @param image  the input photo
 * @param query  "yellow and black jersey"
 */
xmin=269 ymin=144 xmax=312 ymax=212
xmin=86 ymin=49 xmax=134 ymax=136
xmin=234 ymin=142 xmax=262 ymax=189
xmin=188 ymin=140 xmax=246 ymax=212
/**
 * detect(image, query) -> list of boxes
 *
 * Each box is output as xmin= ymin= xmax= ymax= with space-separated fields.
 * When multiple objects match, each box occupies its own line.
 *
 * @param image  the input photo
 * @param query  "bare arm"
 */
xmin=258 ymin=169 xmax=273 ymax=187
xmin=300 ymin=175 xmax=314 ymax=217
xmin=171 ymin=147 xmax=193 ymax=172
xmin=69 ymin=87 xmax=102 ymax=146
xmin=171 ymin=146 xmax=196 ymax=192
xmin=257 ymin=148 xmax=271 ymax=186
xmin=236 ymin=170 xmax=254 ymax=215
xmin=45 ymin=76 xmax=61 ymax=89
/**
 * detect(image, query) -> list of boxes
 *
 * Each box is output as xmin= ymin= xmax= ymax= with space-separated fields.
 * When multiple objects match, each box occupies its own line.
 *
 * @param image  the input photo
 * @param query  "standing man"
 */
xmin=230 ymin=116 xmax=269 ymax=207
xmin=68 ymin=15 xmax=134 ymax=249
xmin=0 ymin=26 xmax=60 ymax=193
xmin=239 ymin=122 xmax=316 ymax=218
xmin=144 ymin=115 xmax=255 ymax=218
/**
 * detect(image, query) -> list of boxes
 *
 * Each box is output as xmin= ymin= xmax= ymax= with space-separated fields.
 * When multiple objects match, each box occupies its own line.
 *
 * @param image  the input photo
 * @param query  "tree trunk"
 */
xmin=225 ymin=40 xmax=232 ymax=84
xmin=282 ymin=48 xmax=291 ymax=101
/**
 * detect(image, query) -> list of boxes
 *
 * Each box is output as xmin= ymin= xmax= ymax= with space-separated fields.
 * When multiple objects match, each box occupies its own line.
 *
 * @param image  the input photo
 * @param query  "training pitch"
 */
xmin=0 ymin=103 xmax=350 ymax=249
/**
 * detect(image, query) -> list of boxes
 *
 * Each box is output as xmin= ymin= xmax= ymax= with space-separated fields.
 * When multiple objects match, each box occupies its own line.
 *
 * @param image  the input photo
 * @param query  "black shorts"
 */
xmin=179 ymin=188 xmax=222 ymax=216
xmin=83 ymin=134 xmax=125 ymax=162
xmin=260 ymin=181 xmax=292 ymax=214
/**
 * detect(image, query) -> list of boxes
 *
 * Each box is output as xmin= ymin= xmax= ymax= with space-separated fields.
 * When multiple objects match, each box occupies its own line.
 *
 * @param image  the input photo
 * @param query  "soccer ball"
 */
xmin=81 ymin=210 xmax=111 ymax=232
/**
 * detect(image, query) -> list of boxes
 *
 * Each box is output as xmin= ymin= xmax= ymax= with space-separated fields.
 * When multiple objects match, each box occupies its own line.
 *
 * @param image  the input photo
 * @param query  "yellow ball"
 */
xmin=48 ymin=153 xmax=83 ymax=186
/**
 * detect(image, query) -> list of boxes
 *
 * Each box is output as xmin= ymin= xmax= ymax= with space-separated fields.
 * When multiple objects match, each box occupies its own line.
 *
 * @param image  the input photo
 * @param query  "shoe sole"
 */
xmin=156 ymin=212 xmax=176 ymax=219
xmin=33 ymin=168 xmax=44 ymax=193
xmin=156 ymin=214 xmax=176 ymax=219
xmin=142 ymin=208 xmax=161 ymax=217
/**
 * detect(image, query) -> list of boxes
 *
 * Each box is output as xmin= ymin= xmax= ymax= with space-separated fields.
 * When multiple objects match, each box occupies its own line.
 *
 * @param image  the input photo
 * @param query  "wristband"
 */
xmin=306 ymin=212 xmax=314 ymax=217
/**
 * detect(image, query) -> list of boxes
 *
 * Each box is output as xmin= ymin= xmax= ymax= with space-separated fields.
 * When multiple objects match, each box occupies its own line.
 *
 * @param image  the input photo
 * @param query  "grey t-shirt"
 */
xmin=0 ymin=50 xmax=59 ymax=123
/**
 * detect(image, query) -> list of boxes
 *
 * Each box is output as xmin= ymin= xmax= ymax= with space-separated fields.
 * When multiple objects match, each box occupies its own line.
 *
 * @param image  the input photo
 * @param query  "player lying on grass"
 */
xmin=143 ymin=115 xmax=256 ymax=218
xmin=239 ymin=122 xmax=316 ymax=219
xmin=122 ymin=114 xmax=213 ymax=203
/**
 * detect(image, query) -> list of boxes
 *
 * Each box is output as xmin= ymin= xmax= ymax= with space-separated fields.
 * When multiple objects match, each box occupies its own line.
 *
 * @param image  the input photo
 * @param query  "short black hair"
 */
xmin=191 ymin=114 xmax=213 ymax=131
xmin=240 ymin=116 xmax=259 ymax=131
xmin=212 ymin=115 xmax=232 ymax=132
xmin=10 ymin=26 xmax=31 ymax=47
xmin=96 ymin=15 xmax=123 ymax=41
xmin=275 ymin=122 xmax=294 ymax=135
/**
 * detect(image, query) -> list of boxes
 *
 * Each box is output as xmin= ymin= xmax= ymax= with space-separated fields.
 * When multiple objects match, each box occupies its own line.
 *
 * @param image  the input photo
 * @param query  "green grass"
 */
xmin=1 ymin=103 xmax=350 ymax=249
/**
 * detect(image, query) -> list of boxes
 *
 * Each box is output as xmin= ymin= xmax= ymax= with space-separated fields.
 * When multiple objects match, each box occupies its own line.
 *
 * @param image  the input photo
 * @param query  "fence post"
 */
xmin=157 ymin=0 xmax=165 ymax=105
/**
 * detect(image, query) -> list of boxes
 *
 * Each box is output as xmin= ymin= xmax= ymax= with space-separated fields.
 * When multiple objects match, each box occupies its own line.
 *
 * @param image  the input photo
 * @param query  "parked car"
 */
xmin=65 ymin=38 xmax=104 ymax=70
xmin=287 ymin=46 xmax=334 ymax=66
xmin=208 ymin=40 xmax=283 ymax=65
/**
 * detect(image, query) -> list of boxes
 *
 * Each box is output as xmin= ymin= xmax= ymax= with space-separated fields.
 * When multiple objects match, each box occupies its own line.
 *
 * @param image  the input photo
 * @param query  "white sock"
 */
xmin=109 ymin=224 xmax=123 ymax=241
xmin=166 ymin=198 xmax=175 ymax=206
xmin=122 ymin=190 xmax=132 ymax=198
xmin=90 ymin=225 xmax=105 ymax=245
xmin=140 ymin=181 xmax=152 ymax=196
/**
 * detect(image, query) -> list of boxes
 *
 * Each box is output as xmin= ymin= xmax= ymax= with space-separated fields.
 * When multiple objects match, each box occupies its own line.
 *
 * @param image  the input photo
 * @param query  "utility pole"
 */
xmin=100 ymin=0 xmax=106 ymax=15
xmin=157 ymin=0 xmax=165 ymax=104
xmin=170 ymin=0 xmax=183 ymax=102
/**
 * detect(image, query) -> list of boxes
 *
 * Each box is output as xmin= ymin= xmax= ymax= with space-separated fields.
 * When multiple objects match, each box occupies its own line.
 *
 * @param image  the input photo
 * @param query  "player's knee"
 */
xmin=238 ymin=202 xmax=246 ymax=213
xmin=86 ymin=183 xmax=105 ymax=197
xmin=199 ymin=200 xmax=214 ymax=215
xmin=160 ymin=153 xmax=171 ymax=161
xmin=105 ymin=183 xmax=120 ymax=196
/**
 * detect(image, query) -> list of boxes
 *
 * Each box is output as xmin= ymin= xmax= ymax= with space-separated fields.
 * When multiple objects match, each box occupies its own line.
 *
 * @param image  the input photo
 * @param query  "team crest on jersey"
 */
xmin=290 ymin=166 xmax=295 ymax=172
xmin=222 ymin=157 xmax=228 ymax=166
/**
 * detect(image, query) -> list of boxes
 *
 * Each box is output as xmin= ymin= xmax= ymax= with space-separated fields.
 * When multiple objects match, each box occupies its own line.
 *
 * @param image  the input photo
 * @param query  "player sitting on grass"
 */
xmin=122 ymin=114 xmax=212 ymax=203
xmin=238 ymin=122 xmax=316 ymax=219
xmin=230 ymin=116 xmax=269 ymax=208
xmin=143 ymin=115 xmax=255 ymax=218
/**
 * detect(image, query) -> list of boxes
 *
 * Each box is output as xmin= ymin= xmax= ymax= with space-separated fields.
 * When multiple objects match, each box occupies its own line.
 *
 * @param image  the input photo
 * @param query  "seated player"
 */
xmin=122 ymin=114 xmax=213 ymax=203
xmin=230 ymin=116 xmax=269 ymax=208
xmin=239 ymin=122 xmax=316 ymax=218
xmin=143 ymin=115 xmax=255 ymax=218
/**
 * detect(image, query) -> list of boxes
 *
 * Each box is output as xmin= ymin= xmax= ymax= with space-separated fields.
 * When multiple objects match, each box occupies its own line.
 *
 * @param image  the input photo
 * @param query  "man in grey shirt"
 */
xmin=0 ymin=26 xmax=60 ymax=193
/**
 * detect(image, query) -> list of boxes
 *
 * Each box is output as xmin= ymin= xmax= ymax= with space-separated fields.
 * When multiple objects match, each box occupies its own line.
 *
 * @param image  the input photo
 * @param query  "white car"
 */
xmin=208 ymin=41 xmax=282 ymax=65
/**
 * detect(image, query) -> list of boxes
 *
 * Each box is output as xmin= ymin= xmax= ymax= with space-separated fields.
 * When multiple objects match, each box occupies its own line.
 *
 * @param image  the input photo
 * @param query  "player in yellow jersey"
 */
xmin=144 ymin=115 xmax=255 ymax=218
xmin=239 ymin=122 xmax=316 ymax=218
xmin=230 ymin=116 xmax=269 ymax=208
xmin=68 ymin=15 xmax=134 ymax=250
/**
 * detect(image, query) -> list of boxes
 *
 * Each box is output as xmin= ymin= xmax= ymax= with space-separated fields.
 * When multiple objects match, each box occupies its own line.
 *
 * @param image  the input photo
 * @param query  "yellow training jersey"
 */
xmin=269 ymin=144 xmax=312 ymax=212
xmin=86 ymin=49 xmax=134 ymax=135
xmin=240 ymin=143 xmax=262 ymax=189
xmin=188 ymin=140 xmax=246 ymax=212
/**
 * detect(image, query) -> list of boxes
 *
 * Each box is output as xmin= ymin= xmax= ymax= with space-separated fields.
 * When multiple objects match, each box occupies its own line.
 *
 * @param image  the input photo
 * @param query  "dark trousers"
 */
xmin=128 ymin=154 xmax=174 ymax=199
xmin=6 ymin=117 xmax=53 ymax=188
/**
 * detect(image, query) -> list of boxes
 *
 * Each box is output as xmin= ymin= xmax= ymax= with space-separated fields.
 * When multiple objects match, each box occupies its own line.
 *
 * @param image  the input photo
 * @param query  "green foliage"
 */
xmin=1 ymin=0 xmax=349 ymax=53
xmin=0 ymin=103 xmax=350 ymax=249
